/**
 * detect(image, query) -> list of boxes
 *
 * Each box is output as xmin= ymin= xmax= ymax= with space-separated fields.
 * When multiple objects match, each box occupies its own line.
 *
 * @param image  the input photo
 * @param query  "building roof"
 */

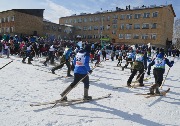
xmin=60 ymin=4 xmax=176 ymax=18
xmin=12 ymin=9 xmax=45 ymax=18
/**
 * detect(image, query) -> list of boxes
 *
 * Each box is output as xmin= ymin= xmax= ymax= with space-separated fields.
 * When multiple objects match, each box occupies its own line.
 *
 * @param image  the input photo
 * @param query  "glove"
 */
xmin=89 ymin=70 xmax=93 ymax=74
xmin=147 ymin=71 xmax=150 ymax=75
xmin=170 ymin=61 xmax=174 ymax=67
xmin=170 ymin=61 xmax=174 ymax=65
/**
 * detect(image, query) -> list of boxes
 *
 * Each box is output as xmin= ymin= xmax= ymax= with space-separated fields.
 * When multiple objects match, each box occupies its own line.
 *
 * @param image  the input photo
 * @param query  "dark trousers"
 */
xmin=22 ymin=52 xmax=33 ymax=63
xmin=52 ymin=61 xmax=71 ymax=76
xmin=127 ymin=69 xmax=144 ymax=84
xmin=153 ymin=68 xmax=164 ymax=86
xmin=70 ymin=73 xmax=89 ymax=89
xmin=124 ymin=58 xmax=133 ymax=68
xmin=44 ymin=51 xmax=54 ymax=64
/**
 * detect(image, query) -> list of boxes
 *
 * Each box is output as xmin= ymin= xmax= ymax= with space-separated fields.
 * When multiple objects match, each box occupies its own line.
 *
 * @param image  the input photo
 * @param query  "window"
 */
xmin=6 ymin=27 xmax=10 ymax=33
xmin=69 ymin=19 xmax=72 ymax=23
xmin=65 ymin=19 xmax=68 ymax=23
xmin=76 ymin=26 xmax=82 ymax=30
xmin=82 ymin=35 xmax=86 ymax=39
xmin=120 ymin=14 xmax=125 ymax=20
xmin=133 ymin=34 xmax=139 ymax=39
xmin=113 ymin=14 xmax=118 ymax=19
xmin=107 ymin=16 xmax=110 ymax=21
xmin=7 ymin=17 xmax=10 ymax=22
xmin=3 ymin=17 xmax=6 ymax=23
xmin=151 ymin=23 xmax=157 ymax=29
xmin=11 ymin=16 xmax=14 ymax=21
xmin=112 ymin=19 xmax=117 ymax=24
xmin=1 ymin=28 xmax=4 ymax=33
xmin=89 ymin=17 xmax=93 ymax=22
xmin=0 ymin=18 xmax=1 ymax=23
xmin=134 ymin=14 xmax=141 ymax=19
xmin=113 ymin=24 xmax=118 ymax=29
xmin=83 ymin=18 xmax=87 ymax=22
xmin=106 ymin=25 xmax=110 ymax=30
xmin=126 ymin=24 xmax=132 ymax=30
xmin=142 ymin=23 xmax=149 ymax=29
xmin=0 ymin=28 xmax=1 ymax=33
xmin=152 ymin=12 xmax=158 ymax=17
xmin=93 ymin=35 xmax=98 ymax=39
xmin=119 ymin=34 xmax=124 ymax=39
xmin=143 ymin=13 xmax=150 ymax=18
xmin=94 ymin=17 xmax=100 ymax=22
xmin=120 ymin=24 xmax=124 ymax=30
xmin=142 ymin=34 xmax=149 ymax=39
xmin=88 ymin=26 xmax=92 ymax=30
xmin=134 ymin=24 xmax=140 ymax=29
xmin=100 ymin=26 xmax=104 ymax=30
xmin=94 ymin=26 xmax=98 ymax=30
xmin=151 ymin=34 xmax=157 ymax=40
xmin=126 ymin=14 xmax=132 ymax=19
xmin=112 ymin=30 xmax=116 ymax=34
xmin=125 ymin=34 xmax=131 ymax=39
xmin=74 ymin=19 xmax=77 ymax=23
xmin=78 ymin=18 xmax=82 ymax=23
xmin=83 ymin=26 xmax=87 ymax=31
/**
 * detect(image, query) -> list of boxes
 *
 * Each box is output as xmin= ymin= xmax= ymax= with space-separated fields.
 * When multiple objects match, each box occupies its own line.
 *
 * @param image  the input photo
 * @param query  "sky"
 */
xmin=0 ymin=52 xmax=180 ymax=126
xmin=0 ymin=0 xmax=179 ymax=23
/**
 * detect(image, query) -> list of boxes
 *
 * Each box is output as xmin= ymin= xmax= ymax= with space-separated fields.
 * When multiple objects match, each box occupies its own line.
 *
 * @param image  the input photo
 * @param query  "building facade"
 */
xmin=43 ymin=20 xmax=74 ymax=41
xmin=0 ymin=9 xmax=74 ymax=41
xmin=0 ymin=9 xmax=44 ymax=37
xmin=59 ymin=4 xmax=176 ymax=47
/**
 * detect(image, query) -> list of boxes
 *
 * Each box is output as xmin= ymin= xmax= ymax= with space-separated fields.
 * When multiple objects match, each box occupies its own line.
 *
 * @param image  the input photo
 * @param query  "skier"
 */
xmin=122 ymin=49 xmax=135 ymax=71
xmin=43 ymin=44 xmax=56 ymax=66
xmin=22 ymin=42 xmax=34 ymax=64
xmin=147 ymin=51 xmax=174 ymax=94
xmin=51 ymin=45 xmax=72 ymax=77
xmin=117 ymin=50 xmax=123 ymax=66
xmin=60 ymin=44 xmax=93 ymax=101
xmin=127 ymin=50 xmax=145 ymax=87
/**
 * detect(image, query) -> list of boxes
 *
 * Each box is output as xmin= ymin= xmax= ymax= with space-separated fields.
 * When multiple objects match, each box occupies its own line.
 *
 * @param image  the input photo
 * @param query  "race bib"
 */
xmin=76 ymin=52 xmax=85 ymax=66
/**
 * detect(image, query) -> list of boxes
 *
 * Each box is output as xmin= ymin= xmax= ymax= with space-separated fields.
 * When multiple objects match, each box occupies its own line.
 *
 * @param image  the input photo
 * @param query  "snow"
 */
xmin=0 ymin=54 xmax=180 ymax=126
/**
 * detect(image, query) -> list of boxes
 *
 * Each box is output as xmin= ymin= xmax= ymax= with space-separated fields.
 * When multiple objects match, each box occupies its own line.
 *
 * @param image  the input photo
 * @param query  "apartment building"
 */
xmin=59 ymin=4 xmax=176 ymax=47
xmin=0 ymin=9 xmax=74 ymax=41
xmin=0 ymin=9 xmax=44 ymax=37
xmin=43 ymin=19 xmax=74 ymax=40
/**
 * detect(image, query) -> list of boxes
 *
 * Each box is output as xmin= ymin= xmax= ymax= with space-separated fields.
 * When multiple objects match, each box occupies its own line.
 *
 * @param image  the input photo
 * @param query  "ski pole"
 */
xmin=160 ymin=56 xmax=175 ymax=89
xmin=0 ymin=60 xmax=13 ymax=70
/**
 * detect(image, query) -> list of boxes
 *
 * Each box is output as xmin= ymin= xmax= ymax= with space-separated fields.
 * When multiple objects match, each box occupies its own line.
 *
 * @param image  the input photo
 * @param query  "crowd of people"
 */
xmin=0 ymin=34 xmax=180 ymax=99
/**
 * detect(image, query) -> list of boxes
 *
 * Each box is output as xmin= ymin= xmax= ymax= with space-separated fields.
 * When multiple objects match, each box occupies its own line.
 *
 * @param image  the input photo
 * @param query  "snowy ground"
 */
xmin=0 ymin=54 xmax=180 ymax=126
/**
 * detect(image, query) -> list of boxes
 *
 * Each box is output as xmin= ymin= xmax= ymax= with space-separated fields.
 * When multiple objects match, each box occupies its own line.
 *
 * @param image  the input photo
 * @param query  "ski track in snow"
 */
xmin=0 ymin=55 xmax=180 ymax=126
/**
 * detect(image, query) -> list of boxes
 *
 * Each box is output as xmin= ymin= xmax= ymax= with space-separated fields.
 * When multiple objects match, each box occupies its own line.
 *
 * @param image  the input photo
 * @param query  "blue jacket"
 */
xmin=64 ymin=48 xmax=72 ymax=60
xmin=73 ymin=51 xmax=91 ymax=74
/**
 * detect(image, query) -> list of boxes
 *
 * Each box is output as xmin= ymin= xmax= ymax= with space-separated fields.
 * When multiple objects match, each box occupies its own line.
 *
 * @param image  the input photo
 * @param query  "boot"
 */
xmin=122 ymin=66 xmax=124 ymax=71
xmin=28 ymin=58 xmax=32 ymax=64
xmin=139 ymin=83 xmax=144 ymax=87
xmin=22 ymin=58 xmax=26 ymax=63
xmin=127 ymin=81 xmax=131 ymax=87
xmin=149 ymin=87 xmax=155 ymax=95
xmin=155 ymin=88 xmax=160 ymax=94
xmin=60 ymin=85 xmax=73 ymax=101
xmin=51 ymin=69 xmax=55 ymax=74
xmin=84 ymin=88 xmax=92 ymax=100
xmin=43 ymin=62 xmax=47 ymax=66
